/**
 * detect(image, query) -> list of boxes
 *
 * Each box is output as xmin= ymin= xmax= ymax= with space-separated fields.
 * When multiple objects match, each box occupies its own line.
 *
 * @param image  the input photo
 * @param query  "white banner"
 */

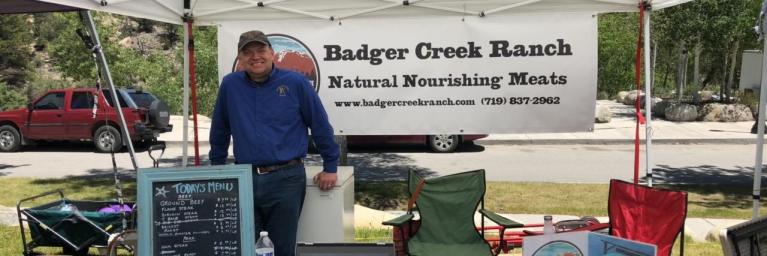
xmin=218 ymin=13 xmax=597 ymax=135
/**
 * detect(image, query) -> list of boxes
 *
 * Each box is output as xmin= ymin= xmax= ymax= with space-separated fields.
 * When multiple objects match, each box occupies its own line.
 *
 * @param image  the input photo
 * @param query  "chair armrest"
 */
xmin=382 ymin=213 xmax=414 ymax=227
xmin=479 ymin=209 xmax=523 ymax=229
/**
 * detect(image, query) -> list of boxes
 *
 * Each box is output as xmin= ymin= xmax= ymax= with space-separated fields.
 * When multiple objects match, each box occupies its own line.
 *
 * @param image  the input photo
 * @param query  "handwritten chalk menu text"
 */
xmin=153 ymin=179 xmax=240 ymax=256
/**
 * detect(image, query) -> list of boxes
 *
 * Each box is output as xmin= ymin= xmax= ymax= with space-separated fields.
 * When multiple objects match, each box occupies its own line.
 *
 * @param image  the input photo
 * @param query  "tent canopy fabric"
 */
xmin=37 ymin=0 xmax=692 ymax=25
xmin=0 ymin=0 xmax=80 ymax=14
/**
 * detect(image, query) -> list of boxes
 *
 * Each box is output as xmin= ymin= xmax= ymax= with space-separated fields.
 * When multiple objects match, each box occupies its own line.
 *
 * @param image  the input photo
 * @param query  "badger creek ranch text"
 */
xmin=322 ymin=39 xmax=572 ymax=65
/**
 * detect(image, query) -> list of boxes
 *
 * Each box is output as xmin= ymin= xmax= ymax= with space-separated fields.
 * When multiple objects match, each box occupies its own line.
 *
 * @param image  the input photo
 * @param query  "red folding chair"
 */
xmin=608 ymin=179 xmax=688 ymax=256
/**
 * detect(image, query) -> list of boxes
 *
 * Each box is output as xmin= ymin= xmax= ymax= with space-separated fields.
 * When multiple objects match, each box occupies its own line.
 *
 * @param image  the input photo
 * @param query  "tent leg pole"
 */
xmin=752 ymin=1 xmax=767 ymax=219
xmin=187 ymin=19 xmax=201 ymax=166
xmin=182 ymin=18 xmax=190 ymax=167
xmin=753 ymin=42 xmax=767 ymax=219
xmin=81 ymin=10 xmax=138 ymax=170
xmin=643 ymin=6 xmax=653 ymax=187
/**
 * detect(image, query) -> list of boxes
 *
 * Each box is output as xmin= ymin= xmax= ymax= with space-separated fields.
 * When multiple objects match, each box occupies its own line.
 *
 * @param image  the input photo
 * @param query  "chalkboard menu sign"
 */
xmin=138 ymin=165 xmax=255 ymax=256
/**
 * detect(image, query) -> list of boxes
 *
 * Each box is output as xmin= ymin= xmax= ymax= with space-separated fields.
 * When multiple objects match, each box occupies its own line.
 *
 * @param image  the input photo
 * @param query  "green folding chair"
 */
xmin=383 ymin=169 xmax=523 ymax=256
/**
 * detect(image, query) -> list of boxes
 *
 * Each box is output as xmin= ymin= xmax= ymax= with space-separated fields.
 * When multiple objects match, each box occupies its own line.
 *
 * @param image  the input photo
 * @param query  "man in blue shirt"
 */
xmin=209 ymin=30 xmax=340 ymax=256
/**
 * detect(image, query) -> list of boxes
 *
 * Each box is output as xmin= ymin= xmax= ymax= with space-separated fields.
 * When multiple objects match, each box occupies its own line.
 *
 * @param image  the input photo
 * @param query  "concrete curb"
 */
xmin=159 ymin=139 xmax=756 ymax=148
xmin=476 ymin=138 xmax=758 ymax=146
xmin=159 ymin=138 xmax=759 ymax=148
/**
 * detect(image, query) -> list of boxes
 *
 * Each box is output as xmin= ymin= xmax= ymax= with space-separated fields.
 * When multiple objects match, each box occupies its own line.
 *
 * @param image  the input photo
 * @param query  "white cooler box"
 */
xmin=298 ymin=166 xmax=354 ymax=243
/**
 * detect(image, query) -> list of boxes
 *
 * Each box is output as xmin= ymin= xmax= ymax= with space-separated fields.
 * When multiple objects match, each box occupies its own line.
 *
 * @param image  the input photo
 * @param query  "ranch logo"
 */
xmin=233 ymin=33 xmax=321 ymax=93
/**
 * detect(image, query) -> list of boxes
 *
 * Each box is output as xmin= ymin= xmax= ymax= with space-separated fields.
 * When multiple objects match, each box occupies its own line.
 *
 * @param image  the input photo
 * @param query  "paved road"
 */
xmin=1 ymin=143 xmax=766 ymax=184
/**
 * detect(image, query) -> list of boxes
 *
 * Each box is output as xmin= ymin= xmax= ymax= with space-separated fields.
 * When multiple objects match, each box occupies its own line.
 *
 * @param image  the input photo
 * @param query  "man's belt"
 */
xmin=253 ymin=158 xmax=303 ymax=175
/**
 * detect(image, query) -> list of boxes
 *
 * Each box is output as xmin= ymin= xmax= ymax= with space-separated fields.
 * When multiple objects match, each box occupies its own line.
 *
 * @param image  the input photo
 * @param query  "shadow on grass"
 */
xmin=85 ymin=151 xmax=439 ymax=182
xmin=39 ymin=152 xmax=431 ymax=210
xmin=306 ymin=153 xmax=436 ymax=181
xmin=648 ymin=164 xmax=767 ymax=214
xmin=38 ymin=144 xmax=452 ymax=210
xmin=30 ymin=174 xmax=138 ymax=201
xmin=649 ymin=164 xmax=766 ymax=185
xmin=355 ymin=181 xmax=408 ymax=210
xmin=671 ymin=183 xmax=757 ymax=212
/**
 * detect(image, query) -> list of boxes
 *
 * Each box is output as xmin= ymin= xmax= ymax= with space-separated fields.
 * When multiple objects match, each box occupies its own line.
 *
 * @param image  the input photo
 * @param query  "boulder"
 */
xmin=698 ymin=104 xmax=754 ymax=122
xmin=615 ymin=91 xmax=630 ymax=103
xmin=723 ymin=104 xmax=754 ymax=122
xmin=699 ymin=104 xmax=723 ymax=121
xmin=665 ymin=103 xmax=698 ymax=122
xmin=643 ymin=97 xmax=662 ymax=109
xmin=622 ymin=91 xmax=645 ymax=106
xmin=652 ymin=100 xmax=670 ymax=118
xmin=594 ymin=104 xmax=612 ymax=123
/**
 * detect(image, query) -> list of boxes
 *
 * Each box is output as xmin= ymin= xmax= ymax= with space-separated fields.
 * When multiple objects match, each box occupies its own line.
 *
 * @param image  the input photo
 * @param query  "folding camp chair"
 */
xmin=608 ymin=179 xmax=688 ymax=256
xmin=382 ymin=169 xmax=523 ymax=256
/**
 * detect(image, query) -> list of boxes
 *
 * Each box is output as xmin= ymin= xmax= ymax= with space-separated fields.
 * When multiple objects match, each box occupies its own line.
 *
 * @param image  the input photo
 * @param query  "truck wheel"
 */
xmin=428 ymin=134 xmax=460 ymax=153
xmin=0 ymin=125 xmax=21 ymax=152
xmin=94 ymin=126 xmax=123 ymax=153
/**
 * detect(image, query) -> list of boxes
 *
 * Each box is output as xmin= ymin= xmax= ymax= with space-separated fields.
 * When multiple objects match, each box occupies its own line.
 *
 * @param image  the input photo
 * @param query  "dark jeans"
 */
xmin=252 ymin=163 xmax=306 ymax=256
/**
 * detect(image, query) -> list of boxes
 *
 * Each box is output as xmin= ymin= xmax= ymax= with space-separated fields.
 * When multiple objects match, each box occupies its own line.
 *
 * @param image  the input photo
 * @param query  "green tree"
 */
xmin=653 ymin=0 xmax=762 ymax=101
xmin=597 ymin=1 xmax=763 ymax=102
xmin=598 ymin=12 xmax=639 ymax=98
xmin=0 ymin=82 xmax=27 ymax=111
xmin=0 ymin=14 xmax=34 ymax=86
xmin=45 ymin=12 xmax=186 ymax=114
xmin=193 ymin=26 xmax=219 ymax=117
xmin=32 ymin=13 xmax=71 ymax=51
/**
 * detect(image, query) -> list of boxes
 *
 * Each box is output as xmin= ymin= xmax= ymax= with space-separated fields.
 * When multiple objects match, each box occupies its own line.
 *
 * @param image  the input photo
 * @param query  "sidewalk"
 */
xmin=478 ymin=100 xmax=758 ymax=145
xmin=158 ymin=115 xmax=212 ymax=146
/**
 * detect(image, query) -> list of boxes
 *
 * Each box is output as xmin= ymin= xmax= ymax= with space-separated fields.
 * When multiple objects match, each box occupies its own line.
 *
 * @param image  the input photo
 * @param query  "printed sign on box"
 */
xmin=523 ymin=231 xmax=656 ymax=256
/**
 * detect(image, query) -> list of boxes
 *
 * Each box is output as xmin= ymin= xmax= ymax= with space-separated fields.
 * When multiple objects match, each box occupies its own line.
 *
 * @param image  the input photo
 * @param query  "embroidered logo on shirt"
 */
xmin=277 ymin=85 xmax=289 ymax=96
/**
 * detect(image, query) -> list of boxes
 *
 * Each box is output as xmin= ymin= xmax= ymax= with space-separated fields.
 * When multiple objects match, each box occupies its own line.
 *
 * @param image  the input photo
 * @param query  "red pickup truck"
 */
xmin=0 ymin=87 xmax=172 ymax=152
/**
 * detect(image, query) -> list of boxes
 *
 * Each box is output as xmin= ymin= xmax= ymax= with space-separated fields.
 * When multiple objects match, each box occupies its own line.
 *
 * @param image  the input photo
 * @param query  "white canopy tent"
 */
xmin=31 ymin=0 xmax=704 ymax=200
xmin=36 ymin=0 xmax=691 ymax=25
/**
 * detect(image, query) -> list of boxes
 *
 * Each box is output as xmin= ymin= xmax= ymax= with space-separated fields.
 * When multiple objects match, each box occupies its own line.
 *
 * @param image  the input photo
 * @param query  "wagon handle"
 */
xmin=17 ymin=189 xmax=64 ymax=211
xmin=17 ymin=189 xmax=64 ymax=256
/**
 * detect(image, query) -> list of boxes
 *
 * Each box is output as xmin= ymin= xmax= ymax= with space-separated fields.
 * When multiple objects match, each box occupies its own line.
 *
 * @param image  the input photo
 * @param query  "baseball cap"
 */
xmin=238 ymin=30 xmax=271 ymax=51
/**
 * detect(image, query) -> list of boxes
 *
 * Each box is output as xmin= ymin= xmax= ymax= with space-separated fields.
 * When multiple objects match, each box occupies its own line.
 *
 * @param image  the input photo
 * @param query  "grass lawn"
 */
xmin=1 ymin=177 xmax=754 ymax=255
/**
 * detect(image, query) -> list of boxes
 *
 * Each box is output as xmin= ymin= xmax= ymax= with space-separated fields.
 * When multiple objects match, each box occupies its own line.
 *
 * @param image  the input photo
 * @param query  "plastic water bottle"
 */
xmin=543 ymin=215 xmax=554 ymax=235
xmin=255 ymin=231 xmax=274 ymax=256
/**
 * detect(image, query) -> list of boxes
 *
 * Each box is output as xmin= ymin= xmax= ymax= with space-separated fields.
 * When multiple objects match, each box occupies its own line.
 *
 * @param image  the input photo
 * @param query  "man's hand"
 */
xmin=313 ymin=171 xmax=337 ymax=191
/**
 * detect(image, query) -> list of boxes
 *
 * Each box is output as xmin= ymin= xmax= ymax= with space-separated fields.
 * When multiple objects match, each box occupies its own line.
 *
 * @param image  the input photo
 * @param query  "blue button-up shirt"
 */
xmin=209 ymin=67 xmax=340 ymax=172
